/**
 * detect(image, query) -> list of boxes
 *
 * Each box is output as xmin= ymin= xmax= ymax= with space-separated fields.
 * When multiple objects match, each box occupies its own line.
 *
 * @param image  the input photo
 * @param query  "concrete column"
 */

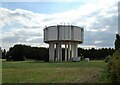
xmin=49 ymin=43 xmax=55 ymax=62
xmin=65 ymin=43 xmax=67 ymax=61
xmin=68 ymin=42 xmax=71 ymax=60
xmin=74 ymin=43 xmax=78 ymax=57
xmin=59 ymin=43 xmax=62 ymax=62
xmin=71 ymin=42 xmax=78 ymax=58
xmin=71 ymin=42 xmax=74 ymax=58
xmin=56 ymin=43 xmax=59 ymax=61
xmin=56 ymin=43 xmax=62 ymax=62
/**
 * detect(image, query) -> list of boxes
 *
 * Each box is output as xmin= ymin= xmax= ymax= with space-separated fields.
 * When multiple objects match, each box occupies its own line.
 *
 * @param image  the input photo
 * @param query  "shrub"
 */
xmin=105 ymin=55 xmax=111 ymax=62
xmin=107 ymin=50 xmax=120 ymax=83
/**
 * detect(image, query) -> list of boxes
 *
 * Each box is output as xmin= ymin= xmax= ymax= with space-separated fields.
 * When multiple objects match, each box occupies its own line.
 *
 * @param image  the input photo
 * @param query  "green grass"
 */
xmin=2 ymin=60 xmax=109 ymax=83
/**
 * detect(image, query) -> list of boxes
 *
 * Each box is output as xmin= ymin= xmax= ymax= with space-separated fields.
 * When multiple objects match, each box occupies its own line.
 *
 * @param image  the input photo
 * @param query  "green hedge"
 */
xmin=107 ymin=50 xmax=120 ymax=83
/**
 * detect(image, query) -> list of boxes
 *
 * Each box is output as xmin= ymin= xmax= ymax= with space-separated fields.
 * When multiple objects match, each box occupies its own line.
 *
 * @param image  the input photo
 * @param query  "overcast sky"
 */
xmin=0 ymin=0 xmax=119 ymax=50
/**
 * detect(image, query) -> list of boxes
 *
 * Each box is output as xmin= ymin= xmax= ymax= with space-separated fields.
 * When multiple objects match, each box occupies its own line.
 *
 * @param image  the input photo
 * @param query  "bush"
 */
xmin=107 ymin=50 xmax=120 ymax=83
xmin=105 ymin=55 xmax=111 ymax=62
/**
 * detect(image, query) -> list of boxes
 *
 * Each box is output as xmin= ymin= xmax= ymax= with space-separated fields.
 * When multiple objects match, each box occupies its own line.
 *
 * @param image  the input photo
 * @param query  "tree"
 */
xmin=6 ymin=44 xmax=49 ymax=61
xmin=9 ymin=44 xmax=24 ymax=61
xmin=78 ymin=47 xmax=115 ymax=60
xmin=115 ymin=34 xmax=120 ymax=50
xmin=2 ymin=49 xmax=6 ymax=59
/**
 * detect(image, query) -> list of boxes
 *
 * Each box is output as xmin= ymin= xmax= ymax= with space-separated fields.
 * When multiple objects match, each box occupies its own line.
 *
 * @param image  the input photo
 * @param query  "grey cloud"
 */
xmin=2 ymin=36 xmax=20 ymax=43
xmin=2 ymin=35 xmax=28 ymax=43
xmin=83 ymin=30 xmax=116 ymax=48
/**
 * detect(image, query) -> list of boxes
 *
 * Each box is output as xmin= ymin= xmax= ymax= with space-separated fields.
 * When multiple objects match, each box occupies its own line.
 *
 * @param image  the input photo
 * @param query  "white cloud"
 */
xmin=79 ymin=45 xmax=96 ymax=49
xmin=94 ymin=41 xmax=102 ymax=44
xmin=0 ymin=0 xmax=118 ymax=50
xmin=26 ymin=36 xmax=42 ymax=42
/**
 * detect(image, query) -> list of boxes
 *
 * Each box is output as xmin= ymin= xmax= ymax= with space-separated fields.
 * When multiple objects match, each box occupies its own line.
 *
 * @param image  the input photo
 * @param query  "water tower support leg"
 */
xmin=71 ymin=43 xmax=78 ymax=58
xmin=56 ymin=43 xmax=59 ymax=61
xmin=71 ymin=42 xmax=74 ymax=58
xmin=56 ymin=43 xmax=62 ymax=62
xmin=59 ymin=43 xmax=62 ymax=62
xmin=49 ymin=43 xmax=55 ymax=62
xmin=68 ymin=42 xmax=71 ymax=61
xmin=74 ymin=43 xmax=78 ymax=57
xmin=65 ymin=43 xmax=67 ymax=61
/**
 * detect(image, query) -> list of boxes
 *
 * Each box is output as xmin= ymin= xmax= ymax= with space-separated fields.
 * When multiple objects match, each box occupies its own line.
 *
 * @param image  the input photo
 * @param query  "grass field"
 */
xmin=2 ymin=60 xmax=109 ymax=83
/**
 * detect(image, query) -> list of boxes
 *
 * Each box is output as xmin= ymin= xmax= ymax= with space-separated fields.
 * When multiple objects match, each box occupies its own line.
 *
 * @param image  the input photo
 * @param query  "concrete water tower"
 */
xmin=44 ymin=25 xmax=84 ymax=62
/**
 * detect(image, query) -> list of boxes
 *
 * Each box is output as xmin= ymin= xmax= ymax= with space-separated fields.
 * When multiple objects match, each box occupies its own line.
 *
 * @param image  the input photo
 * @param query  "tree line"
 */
xmin=78 ymin=48 xmax=115 ymax=60
xmin=1 ymin=45 xmax=115 ymax=61
xmin=2 ymin=45 xmax=49 ymax=61
xmin=1 ymin=34 xmax=120 ymax=61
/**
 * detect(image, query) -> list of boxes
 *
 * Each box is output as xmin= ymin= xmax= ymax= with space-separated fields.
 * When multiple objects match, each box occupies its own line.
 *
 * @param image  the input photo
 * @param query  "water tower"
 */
xmin=44 ymin=25 xmax=84 ymax=62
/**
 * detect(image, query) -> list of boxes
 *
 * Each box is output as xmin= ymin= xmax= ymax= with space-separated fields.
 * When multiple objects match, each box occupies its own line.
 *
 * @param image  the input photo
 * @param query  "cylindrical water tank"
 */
xmin=44 ymin=25 xmax=84 ymax=43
